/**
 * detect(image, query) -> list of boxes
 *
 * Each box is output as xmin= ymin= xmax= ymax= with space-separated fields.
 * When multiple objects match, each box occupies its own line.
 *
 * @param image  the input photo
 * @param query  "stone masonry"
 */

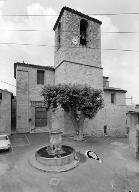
xmin=54 ymin=7 xmax=103 ymax=90
xmin=15 ymin=63 xmax=55 ymax=133
xmin=0 ymin=89 xmax=12 ymax=135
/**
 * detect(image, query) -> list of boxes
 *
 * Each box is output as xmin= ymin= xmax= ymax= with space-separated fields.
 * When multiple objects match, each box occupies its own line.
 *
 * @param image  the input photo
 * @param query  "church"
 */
xmin=14 ymin=7 xmax=128 ymax=137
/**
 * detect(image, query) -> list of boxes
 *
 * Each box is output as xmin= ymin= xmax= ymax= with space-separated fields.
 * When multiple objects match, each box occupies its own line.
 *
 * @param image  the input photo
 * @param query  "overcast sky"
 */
xmin=0 ymin=0 xmax=139 ymax=104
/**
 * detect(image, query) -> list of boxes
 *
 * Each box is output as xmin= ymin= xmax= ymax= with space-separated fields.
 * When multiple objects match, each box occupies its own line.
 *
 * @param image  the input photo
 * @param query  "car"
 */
xmin=0 ymin=134 xmax=11 ymax=151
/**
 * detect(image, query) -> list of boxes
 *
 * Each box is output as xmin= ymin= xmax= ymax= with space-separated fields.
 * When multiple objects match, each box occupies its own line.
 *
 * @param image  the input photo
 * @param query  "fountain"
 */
xmin=30 ymin=110 xmax=80 ymax=172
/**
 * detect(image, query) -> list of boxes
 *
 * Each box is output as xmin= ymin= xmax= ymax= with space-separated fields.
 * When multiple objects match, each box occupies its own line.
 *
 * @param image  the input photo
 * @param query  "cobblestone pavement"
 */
xmin=0 ymin=133 xmax=138 ymax=192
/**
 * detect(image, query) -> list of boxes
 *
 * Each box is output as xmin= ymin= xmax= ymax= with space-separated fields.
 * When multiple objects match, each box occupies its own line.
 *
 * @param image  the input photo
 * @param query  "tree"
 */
xmin=42 ymin=84 xmax=104 ymax=140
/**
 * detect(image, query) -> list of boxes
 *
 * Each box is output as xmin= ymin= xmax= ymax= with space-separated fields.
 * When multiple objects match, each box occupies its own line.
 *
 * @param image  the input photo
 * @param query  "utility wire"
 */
xmin=1 ymin=80 xmax=16 ymax=87
xmin=102 ymin=32 xmax=139 ymax=34
xmin=2 ymin=12 xmax=139 ymax=16
xmin=0 ymin=29 xmax=139 ymax=34
xmin=0 ymin=41 xmax=139 ymax=53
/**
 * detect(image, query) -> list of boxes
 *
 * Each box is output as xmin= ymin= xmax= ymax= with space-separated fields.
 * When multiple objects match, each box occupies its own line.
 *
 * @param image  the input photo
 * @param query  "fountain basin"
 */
xmin=35 ymin=145 xmax=77 ymax=167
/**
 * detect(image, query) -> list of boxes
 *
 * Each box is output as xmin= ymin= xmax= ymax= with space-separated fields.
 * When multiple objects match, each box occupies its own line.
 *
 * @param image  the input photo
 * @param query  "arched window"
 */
xmin=80 ymin=19 xmax=88 ymax=45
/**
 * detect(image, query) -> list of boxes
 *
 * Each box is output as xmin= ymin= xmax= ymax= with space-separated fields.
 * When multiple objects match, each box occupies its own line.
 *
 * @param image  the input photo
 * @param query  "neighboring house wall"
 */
xmin=15 ymin=63 xmax=55 ymax=133
xmin=103 ymin=91 xmax=127 ymax=136
xmin=127 ymin=112 xmax=139 ymax=159
xmin=0 ymin=90 xmax=11 ymax=135
xmin=11 ymin=97 xmax=16 ymax=131
xmin=83 ymin=91 xmax=127 ymax=137
xmin=16 ymin=66 xmax=29 ymax=133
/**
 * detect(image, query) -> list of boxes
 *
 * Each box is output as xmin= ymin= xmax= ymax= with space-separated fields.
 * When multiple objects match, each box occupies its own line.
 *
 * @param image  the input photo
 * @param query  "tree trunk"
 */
xmin=74 ymin=112 xmax=85 ymax=141
xmin=68 ymin=109 xmax=79 ymax=135
xmin=67 ymin=106 xmax=85 ymax=141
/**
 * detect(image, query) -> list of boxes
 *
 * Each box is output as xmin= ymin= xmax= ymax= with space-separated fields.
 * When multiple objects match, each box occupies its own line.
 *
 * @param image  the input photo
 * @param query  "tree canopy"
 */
xmin=42 ymin=84 xmax=104 ymax=120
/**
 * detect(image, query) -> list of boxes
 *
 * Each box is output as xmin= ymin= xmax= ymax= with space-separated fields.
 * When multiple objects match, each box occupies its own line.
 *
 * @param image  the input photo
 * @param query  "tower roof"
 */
xmin=53 ymin=6 xmax=102 ymax=31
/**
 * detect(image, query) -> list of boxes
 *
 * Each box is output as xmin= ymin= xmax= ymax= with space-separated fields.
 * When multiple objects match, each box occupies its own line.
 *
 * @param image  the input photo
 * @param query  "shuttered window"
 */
xmin=37 ymin=70 xmax=44 ymax=85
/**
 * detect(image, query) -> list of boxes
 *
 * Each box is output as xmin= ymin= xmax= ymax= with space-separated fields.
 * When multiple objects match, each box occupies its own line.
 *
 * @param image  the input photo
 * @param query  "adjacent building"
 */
xmin=126 ymin=105 xmax=139 ymax=160
xmin=103 ymin=77 xmax=127 ymax=136
xmin=0 ymin=89 xmax=13 ymax=135
xmin=14 ymin=63 xmax=54 ymax=133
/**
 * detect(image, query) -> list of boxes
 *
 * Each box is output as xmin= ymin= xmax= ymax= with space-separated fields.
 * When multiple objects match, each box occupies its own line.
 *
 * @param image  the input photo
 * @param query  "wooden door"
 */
xmin=35 ymin=107 xmax=47 ymax=127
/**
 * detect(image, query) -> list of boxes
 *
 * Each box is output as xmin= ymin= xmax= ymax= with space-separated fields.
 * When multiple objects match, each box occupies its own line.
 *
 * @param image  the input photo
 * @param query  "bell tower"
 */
xmin=53 ymin=7 xmax=103 ymax=89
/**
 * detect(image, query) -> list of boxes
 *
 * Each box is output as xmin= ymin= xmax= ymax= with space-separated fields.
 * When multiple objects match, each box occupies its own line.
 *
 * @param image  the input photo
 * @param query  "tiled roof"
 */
xmin=14 ymin=62 xmax=55 ymax=78
xmin=104 ymin=87 xmax=127 ymax=93
xmin=103 ymin=76 xmax=109 ymax=79
xmin=127 ymin=109 xmax=139 ymax=114
xmin=0 ymin=89 xmax=13 ymax=94
xmin=53 ymin=6 xmax=102 ymax=31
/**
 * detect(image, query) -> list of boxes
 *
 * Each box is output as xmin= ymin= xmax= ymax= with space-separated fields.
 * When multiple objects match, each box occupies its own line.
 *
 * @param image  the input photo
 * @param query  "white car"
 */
xmin=0 ymin=134 xmax=11 ymax=151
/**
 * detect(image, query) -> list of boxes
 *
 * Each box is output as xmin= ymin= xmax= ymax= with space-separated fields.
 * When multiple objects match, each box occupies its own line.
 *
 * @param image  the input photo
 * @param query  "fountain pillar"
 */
xmin=49 ymin=106 xmax=64 ymax=155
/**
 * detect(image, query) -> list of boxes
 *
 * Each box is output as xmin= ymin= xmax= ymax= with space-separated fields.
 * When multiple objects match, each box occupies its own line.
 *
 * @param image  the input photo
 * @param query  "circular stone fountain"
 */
xmin=29 ymin=129 xmax=80 ymax=172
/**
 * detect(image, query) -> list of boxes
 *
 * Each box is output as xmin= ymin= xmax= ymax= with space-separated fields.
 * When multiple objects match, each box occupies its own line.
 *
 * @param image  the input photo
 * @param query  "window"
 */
xmin=80 ymin=19 xmax=88 ymax=46
xmin=0 ymin=93 xmax=2 ymax=100
xmin=111 ymin=93 xmax=116 ymax=104
xmin=104 ymin=125 xmax=107 ymax=135
xmin=137 ymin=114 xmax=139 ymax=124
xmin=57 ymin=22 xmax=61 ymax=49
xmin=37 ymin=70 xmax=44 ymax=85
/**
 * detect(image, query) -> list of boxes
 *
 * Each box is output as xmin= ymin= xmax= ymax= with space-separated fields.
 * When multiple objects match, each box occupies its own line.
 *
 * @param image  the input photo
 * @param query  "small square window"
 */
xmin=137 ymin=114 xmax=139 ymax=124
xmin=111 ymin=93 xmax=116 ymax=104
xmin=0 ymin=93 xmax=2 ymax=100
xmin=37 ymin=70 xmax=44 ymax=85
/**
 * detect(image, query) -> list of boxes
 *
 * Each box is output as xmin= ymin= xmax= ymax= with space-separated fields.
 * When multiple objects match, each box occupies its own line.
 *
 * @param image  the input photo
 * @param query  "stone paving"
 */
xmin=0 ymin=133 xmax=139 ymax=192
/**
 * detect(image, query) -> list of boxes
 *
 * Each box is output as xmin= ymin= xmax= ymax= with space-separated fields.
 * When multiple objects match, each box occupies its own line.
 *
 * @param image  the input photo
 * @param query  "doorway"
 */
xmin=35 ymin=107 xmax=47 ymax=127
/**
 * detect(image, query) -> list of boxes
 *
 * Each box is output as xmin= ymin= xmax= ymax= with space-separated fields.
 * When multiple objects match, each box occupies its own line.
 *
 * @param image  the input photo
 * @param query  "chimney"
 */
xmin=103 ymin=76 xmax=109 ymax=88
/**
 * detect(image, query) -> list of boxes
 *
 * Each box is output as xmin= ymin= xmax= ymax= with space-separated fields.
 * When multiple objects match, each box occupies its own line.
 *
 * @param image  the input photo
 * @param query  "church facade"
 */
xmin=14 ymin=7 xmax=128 ymax=137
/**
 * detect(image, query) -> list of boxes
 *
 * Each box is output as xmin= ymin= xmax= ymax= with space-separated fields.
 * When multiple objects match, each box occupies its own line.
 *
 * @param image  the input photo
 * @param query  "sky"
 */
xmin=0 ymin=0 xmax=139 ymax=104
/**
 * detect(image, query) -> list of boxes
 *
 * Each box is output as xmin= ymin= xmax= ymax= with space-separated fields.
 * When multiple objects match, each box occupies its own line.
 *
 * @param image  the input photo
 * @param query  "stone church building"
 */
xmin=14 ymin=7 xmax=127 ymax=136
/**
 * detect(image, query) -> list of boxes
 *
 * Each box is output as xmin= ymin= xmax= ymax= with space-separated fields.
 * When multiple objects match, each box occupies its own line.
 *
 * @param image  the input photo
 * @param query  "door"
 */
xmin=35 ymin=107 xmax=47 ymax=127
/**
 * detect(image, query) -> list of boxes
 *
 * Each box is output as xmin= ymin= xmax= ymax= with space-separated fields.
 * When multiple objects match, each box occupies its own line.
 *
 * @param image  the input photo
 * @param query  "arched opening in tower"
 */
xmin=80 ymin=19 xmax=88 ymax=46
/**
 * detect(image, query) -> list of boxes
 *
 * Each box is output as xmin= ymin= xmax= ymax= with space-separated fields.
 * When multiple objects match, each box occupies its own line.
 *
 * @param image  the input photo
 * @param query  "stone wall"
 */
xmin=28 ymin=67 xmax=54 ymax=101
xmin=54 ymin=10 xmax=101 ymax=69
xmin=103 ymin=91 xmax=127 ymax=136
xmin=16 ymin=66 xmax=29 ymax=133
xmin=54 ymin=9 xmax=104 ymax=136
xmin=127 ymin=113 xmax=138 ymax=159
xmin=53 ymin=8 xmax=128 ymax=137
xmin=0 ymin=90 xmax=11 ymax=135
xmin=16 ymin=64 xmax=55 ymax=133
xmin=104 ymin=105 xmax=127 ymax=136
xmin=54 ymin=9 xmax=102 ymax=88
xmin=55 ymin=61 xmax=103 ymax=89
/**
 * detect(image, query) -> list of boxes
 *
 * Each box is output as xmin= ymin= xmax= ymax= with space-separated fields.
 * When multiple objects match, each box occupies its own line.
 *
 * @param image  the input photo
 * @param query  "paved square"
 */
xmin=1 ymin=134 xmax=139 ymax=192
xmin=49 ymin=178 xmax=61 ymax=186
xmin=10 ymin=134 xmax=30 ymax=147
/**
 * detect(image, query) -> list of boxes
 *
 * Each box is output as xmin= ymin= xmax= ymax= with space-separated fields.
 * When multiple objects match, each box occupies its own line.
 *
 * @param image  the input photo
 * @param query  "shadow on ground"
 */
xmin=76 ymin=151 xmax=87 ymax=163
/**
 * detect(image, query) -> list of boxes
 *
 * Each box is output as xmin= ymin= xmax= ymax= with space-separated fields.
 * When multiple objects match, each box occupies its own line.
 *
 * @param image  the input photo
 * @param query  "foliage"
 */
xmin=42 ymin=84 xmax=104 ymax=120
